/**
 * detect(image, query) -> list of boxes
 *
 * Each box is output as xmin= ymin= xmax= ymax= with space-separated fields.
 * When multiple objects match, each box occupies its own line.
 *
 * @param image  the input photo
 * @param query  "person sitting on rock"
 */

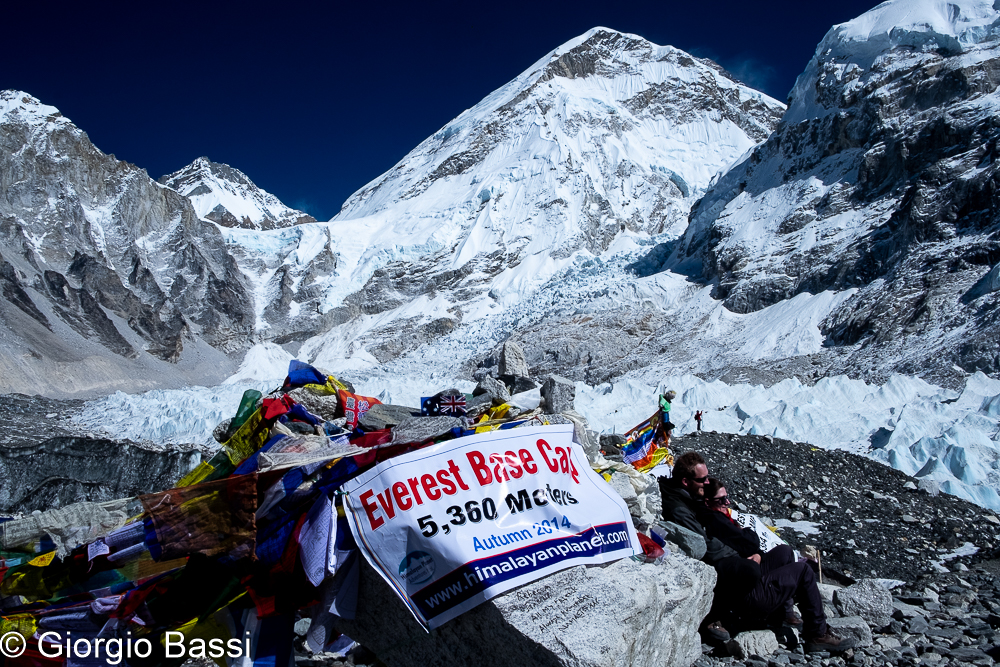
xmin=697 ymin=478 xmax=802 ymax=629
xmin=660 ymin=452 xmax=856 ymax=653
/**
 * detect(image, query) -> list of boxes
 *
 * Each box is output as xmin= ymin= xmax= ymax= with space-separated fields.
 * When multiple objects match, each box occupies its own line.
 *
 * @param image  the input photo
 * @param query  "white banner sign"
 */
xmin=342 ymin=424 xmax=639 ymax=629
xmin=732 ymin=510 xmax=787 ymax=554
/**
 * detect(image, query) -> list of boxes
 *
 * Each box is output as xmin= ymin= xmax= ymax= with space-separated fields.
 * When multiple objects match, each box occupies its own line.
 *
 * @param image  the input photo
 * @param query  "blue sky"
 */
xmin=5 ymin=0 xmax=880 ymax=220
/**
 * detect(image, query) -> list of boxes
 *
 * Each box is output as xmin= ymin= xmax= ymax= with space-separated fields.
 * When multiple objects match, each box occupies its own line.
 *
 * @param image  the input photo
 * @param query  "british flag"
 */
xmin=439 ymin=394 xmax=467 ymax=416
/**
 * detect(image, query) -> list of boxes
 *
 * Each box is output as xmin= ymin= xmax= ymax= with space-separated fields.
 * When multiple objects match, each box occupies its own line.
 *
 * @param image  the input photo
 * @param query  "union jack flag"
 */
xmin=439 ymin=394 xmax=467 ymax=416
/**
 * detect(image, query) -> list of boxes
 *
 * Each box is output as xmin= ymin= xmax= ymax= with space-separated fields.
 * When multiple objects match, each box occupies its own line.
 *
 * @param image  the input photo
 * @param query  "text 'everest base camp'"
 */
xmin=3 ymin=1 xmax=1000 ymax=667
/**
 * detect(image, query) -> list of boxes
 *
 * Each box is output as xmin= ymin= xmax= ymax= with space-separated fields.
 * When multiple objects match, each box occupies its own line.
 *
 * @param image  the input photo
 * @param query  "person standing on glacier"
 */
xmin=656 ymin=389 xmax=676 ymax=444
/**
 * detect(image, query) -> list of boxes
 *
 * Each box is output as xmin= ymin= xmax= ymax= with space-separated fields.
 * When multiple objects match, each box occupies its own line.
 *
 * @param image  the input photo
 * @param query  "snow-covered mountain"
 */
xmin=671 ymin=0 xmax=1000 ymax=389
xmin=0 ymin=91 xmax=252 ymax=396
xmin=0 ymin=29 xmax=785 ymax=398
xmin=296 ymin=28 xmax=785 ymax=374
xmin=159 ymin=157 xmax=316 ymax=230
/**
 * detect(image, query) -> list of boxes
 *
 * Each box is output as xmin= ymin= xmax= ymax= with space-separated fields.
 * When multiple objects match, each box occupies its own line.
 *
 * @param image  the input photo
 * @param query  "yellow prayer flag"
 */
xmin=28 ymin=551 xmax=56 ymax=567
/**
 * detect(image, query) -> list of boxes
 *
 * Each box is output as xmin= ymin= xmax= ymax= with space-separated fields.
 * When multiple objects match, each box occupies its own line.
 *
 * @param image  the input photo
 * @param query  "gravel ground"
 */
xmin=675 ymin=430 xmax=1000 ymax=583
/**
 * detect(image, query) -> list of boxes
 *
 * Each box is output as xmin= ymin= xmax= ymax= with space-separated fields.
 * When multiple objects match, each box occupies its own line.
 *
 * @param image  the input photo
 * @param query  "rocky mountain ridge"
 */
xmin=5 ymin=4 xmax=1000 ymax=401
xmin=669 ymin=0 xmax=1000 ymax=389
xmin=0 ymin=91 xmax=252 ymax=396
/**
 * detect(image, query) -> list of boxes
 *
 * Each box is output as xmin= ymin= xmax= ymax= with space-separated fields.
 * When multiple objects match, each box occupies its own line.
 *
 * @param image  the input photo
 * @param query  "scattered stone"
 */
xmin=725 ymin=630 xmax=779 ymax=659
xmin=294 ymin=617 xmax=312 ymax=636
xmin=834 ymin=580 xmax=893 ymax=628
xmin=390 ymin=416 xmax=465 ymax=445
xmin=540 ymin=375 xmax=576 ymax=414
xmin=287 ymin=386 xmax=340 ymax=421
xmin=600 ymin=433 xmax=628 ymax=451
xmin=474 ymin=375 xmax=511 ymax=404
xmin=656 ymin=521 xmax=707 ymax=560
xmin=608 ymin=472 xmax=641 ymax=518
xmin=466 ymin=393 xmax=494 ymax=419
xmin=358 ymin=403 xmax=419 ymax=430
xmin=917 ymin=479 xmax=940 ymax=496
xmin=213 ymin=417 xmax=233 ymax=443
xmin=825 ymin=616 xmax=873 ymax=648
xmin=498 ymin=340 xmax=530 ymax=377
xmin=509 ymin=376 xmax=539 ymax=394
xmin=816 ymin=584 xmax=838 ymax=604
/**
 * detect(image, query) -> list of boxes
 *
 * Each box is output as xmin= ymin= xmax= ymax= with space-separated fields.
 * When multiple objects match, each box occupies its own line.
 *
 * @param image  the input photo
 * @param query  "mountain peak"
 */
xmin=1 ymin=90 xmax=72 ymax=130
xmin=787 ymin=0 xmax=1000 ymax=123
xmin=160 ymin=158 xmax=316 ymax=230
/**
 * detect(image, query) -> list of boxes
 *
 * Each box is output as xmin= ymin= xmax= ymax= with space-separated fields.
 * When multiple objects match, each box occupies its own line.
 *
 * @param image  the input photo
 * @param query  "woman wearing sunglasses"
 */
xmin=696 ymin=478 xmax=803 ymax=629
xmin=695 ymin=479 xmax=764 ymax=560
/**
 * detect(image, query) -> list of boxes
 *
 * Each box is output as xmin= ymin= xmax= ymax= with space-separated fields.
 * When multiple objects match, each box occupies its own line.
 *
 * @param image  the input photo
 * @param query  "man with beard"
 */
xmin=659 ymin=452 xmax=855 ymax=653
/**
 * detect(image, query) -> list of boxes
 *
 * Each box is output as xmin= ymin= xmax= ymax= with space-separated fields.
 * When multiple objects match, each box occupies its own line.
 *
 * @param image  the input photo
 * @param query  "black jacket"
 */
xmin=659 ymin=477 xmax=739 ymax=566
xmin=695 ymin=505 xmax=763 ymax=559
xmin=660 ymin=477 xmax=762 ymax=612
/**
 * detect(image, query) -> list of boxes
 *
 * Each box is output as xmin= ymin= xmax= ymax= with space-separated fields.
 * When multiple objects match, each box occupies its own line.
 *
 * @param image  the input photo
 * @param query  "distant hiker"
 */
xmin=656 ymin=389 xmax=676 ymax=444
xmin=659 ymin=452 xmax=855 ymax=653
xmin=695 ymin=410 xmax=704 ymax=431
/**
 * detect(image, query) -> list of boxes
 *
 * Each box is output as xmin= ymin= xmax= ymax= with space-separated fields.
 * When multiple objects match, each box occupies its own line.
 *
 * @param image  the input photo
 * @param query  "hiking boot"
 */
xmin=700 ymin=621 xmax=731 ymax=645
xmin=804 ymin=632 xmax=857 ymax=653
xmin=784 ymin=612 xmax=803 ymax=627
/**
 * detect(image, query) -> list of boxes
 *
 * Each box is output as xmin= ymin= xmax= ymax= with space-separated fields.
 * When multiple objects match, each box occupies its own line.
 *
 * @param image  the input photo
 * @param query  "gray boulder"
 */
xmin=466 ymin=393 xmax=494 ymax=420
xmin=917 ymin=478 xmax=941 ymax=496
xmin=826 ymin=616 xmax=873 ymax=648
xmin=510 ymin=376 xmax=539 ymax=394
xmin=541 ymin=375 xmax=576 ymax=414
xmin=391 ymin=417 xmax=465 ymax=446
xmin=600 ymin=433 xmax=627 ymax=451
xmin=725 ymin=630 xmax=779 ymax=659
xmin=336 ymin=551 xmax=716 ymax=667
xmin=287 ymin=387 xmax=341 ymax=422
xmin=213 ymin=418 xmax=234 ymax=443
xmin=474 ymin=375 xmax=511 ymax=404
xmin=654 ymin=521 xmax=706 ymax=561
xmin=833 ymin=579 xmax=893 ymax=628
xmin=816 ymin=583 xmax=838 ymax=604
xmin=359 ymin=403 xmax=419 ymax=431
xmin=499 ymin=340 xmax=530 ymax=377
xmin=561 ymin=409 xmax=599 ymax=462
xmin=608 ymin=472 xmax=640 ymax=518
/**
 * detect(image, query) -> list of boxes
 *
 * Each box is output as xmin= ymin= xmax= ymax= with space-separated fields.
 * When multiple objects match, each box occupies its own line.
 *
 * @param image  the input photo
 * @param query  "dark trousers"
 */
xmin=744 ymin=545 xmax=827 ymax=638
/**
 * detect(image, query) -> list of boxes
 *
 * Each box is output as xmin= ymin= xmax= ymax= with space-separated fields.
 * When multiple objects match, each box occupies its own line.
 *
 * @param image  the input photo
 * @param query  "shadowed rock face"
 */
xmin=0 ymin=436 xmax=200 ymax=513
xmin=0 ymin=91 xmax=254 ymax=394
xmin=0 ymin=393 xmax=200 ymax=513
xmin=671 ymin=14 xmax=1000 ymax=386
xmin=335 ymin=553 xmax=714 ymax=667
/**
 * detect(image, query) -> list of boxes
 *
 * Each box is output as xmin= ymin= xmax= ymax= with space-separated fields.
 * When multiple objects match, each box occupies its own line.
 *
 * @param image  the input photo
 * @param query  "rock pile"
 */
xmin=687 ymin=564 xmax=1000 ymax=667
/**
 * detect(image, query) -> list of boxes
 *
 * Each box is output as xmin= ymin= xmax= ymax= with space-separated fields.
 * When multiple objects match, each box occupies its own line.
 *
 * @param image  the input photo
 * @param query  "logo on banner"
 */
xmin=399 ymin=551 xmax=436 ymax=584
